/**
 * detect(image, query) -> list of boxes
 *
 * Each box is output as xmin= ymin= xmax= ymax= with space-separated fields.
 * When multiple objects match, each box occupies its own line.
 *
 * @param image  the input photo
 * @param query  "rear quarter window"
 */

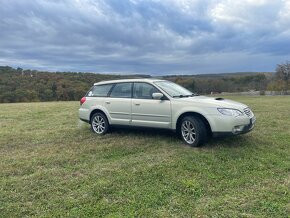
xmin=87 ymin=84 xmax=113 ymax=97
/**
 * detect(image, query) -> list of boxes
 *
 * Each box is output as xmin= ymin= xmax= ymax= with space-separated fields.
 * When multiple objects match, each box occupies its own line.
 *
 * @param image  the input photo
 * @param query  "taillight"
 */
xmin=80 ymin=97 xmax=86 ymax=105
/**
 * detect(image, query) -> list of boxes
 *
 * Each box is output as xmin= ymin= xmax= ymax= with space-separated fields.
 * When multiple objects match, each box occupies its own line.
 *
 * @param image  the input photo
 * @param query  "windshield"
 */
xmin=154 ymin=81 xmax=195 ymax=97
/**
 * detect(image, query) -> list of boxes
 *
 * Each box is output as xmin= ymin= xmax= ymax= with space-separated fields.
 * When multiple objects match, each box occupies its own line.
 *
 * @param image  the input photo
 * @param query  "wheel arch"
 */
xmin=176 ymin=112 xmax=212 ymax=137
xmin=89 ymin=109 xmax=109 ymax=124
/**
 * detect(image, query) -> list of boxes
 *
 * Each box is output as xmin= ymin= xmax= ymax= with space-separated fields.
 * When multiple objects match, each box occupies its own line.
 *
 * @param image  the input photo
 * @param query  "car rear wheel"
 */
xmin=91 ymin=113 xmax=109 ymax=135
xmin=180 ymin=116 xmax=206 ymax=147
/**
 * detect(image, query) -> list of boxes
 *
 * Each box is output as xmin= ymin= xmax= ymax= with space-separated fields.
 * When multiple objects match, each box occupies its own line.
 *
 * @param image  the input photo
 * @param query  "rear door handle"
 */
xmin=105 ymin=101 xmax=110 ymax=104
xmin=134 ymin=103 xmax=140 ymax=106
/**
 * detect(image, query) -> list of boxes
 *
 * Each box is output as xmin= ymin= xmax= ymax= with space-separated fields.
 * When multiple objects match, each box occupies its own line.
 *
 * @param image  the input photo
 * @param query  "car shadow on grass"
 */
xmin=205 ymin=134 xmax=255 ymax=148
xmin=109 ymin=126 xmax=176 ymax=138
xmin=108 ymin=126 xmax=255 ymax=148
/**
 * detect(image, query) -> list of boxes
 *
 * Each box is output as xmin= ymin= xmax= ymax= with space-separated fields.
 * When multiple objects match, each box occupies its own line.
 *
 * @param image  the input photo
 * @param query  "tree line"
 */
xmin=0 ymin=63 xmax=289 ymax=103
xmin=167 ymin=73 xmax=270 ymax=94
xmin=0 ymin=66 xmax=124 ymax=103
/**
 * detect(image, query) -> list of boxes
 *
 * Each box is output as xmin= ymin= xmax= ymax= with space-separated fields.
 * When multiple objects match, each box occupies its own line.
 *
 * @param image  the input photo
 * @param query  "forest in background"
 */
xmin=0 ymin=65 xmax=284 ymax=103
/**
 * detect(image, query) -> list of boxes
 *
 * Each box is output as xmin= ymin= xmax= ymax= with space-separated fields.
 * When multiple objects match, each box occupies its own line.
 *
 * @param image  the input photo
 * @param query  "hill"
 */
xmin=0 ymin=66 xmax=146 ymax=103
xmin=163 ymin=71 xmax=274 ymax=78
xmin=0 ymin=66 xmax=273 ymax=103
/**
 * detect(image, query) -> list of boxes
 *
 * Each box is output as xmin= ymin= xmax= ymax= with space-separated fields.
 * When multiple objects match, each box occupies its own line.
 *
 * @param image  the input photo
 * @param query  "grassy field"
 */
xmin=0 ymin=96 xmax=289 ymax=217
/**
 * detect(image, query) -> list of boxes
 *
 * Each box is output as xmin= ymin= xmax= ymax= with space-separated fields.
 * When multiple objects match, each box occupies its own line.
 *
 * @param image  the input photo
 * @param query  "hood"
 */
xmin=175 ymin=96 xmax=248 ymax=110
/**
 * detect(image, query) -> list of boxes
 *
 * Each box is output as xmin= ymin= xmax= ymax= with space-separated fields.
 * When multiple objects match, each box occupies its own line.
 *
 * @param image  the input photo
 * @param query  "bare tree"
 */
xmin=276 ymin=61 xmax=290 ymax=94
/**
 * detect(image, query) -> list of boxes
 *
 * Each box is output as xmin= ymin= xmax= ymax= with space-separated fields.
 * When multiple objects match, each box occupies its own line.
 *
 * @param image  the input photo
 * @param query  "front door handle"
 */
xmin=105 ymin=101 xmax=110 ymax=104
xmin=134 ymin=103 xmax=140 ymax=106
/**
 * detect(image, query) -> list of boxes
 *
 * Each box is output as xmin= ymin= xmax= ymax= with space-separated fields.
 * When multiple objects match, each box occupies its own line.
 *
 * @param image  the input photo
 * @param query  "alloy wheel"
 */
xmin=181 ymin=120 xmax=196 ymax=144
xmin=92 ymin=115 xmax=105 ymax=134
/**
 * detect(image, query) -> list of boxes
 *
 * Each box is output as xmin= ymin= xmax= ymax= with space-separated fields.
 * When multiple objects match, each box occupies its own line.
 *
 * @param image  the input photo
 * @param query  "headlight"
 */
xmin=217 ymin=108 xmax=243 ymax=117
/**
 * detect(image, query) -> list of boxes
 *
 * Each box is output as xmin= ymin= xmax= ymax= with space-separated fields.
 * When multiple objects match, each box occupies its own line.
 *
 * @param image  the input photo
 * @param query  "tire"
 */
xmin=179 ymin=116 xmax=206 ymax=147
xmin=90 ymin=112 xmax=109 ymax=135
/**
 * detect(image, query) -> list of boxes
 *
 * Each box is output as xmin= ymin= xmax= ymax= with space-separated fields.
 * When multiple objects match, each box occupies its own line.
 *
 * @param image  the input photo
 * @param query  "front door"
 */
xmin=131 ymin=82 xmax=171 ymax=128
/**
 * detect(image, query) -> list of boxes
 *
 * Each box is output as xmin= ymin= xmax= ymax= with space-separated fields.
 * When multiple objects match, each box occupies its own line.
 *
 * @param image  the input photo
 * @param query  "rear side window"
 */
xmin=110 ymin=83 xmax=132 ymax=98
xmin=87 ymin=84 xmax=113 ymax=97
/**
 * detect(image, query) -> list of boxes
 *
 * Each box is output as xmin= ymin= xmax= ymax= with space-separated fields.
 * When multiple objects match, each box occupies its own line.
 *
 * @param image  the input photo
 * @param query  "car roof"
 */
xmin=93 ymin=78 xmax=166 ymax=86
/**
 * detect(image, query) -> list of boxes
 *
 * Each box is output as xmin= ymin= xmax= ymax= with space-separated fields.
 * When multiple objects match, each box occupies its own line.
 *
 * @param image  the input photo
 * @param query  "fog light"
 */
xmin=232 ymin=125 xmax=244 ymax=134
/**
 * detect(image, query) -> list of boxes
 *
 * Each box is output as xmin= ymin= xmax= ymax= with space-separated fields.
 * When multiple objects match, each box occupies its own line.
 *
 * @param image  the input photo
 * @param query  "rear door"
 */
xmin=131 ymin=82 xmax=171 ymax=128
xmin=105 ymin=82 xmax=132 ymax=125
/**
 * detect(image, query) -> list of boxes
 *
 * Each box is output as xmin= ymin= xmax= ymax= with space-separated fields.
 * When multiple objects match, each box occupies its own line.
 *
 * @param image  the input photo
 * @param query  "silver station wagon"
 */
xmin=79 ymin=79 xmax=255 ymax=147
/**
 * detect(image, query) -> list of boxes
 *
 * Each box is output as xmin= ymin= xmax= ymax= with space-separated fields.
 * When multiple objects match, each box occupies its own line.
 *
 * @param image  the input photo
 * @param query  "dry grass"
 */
xmin=0 ymin=96 xmax=289 ymax=217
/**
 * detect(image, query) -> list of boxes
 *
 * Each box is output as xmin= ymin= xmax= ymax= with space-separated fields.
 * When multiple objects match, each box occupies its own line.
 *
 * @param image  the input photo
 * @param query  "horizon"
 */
xmin=0 ymin=0 xmax=289 ymax=75
xmin=1 ymin=65 xmax=274 ymax=76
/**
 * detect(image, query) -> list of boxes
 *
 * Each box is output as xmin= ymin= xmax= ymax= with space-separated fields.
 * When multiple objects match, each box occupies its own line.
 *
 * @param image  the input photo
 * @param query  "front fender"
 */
xmin=172 ymin=106 xmax=216 ymax=131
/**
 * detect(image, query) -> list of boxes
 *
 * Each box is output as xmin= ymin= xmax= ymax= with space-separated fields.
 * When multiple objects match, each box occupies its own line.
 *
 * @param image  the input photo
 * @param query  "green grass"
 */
xmin=0 ymin=96 xmax=289 ymax=217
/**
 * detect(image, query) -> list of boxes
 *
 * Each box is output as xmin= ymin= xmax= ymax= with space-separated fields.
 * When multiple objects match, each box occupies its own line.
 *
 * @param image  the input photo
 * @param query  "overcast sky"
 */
xmin=0 ymin=0 xmax=290 ymax=75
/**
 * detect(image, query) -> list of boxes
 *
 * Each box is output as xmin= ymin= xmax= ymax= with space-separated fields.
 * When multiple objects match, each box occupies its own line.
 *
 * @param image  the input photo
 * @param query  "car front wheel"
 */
xmin=91 ymin=113 xmax=109 ymax=135
xmin=180 ymin=116 xmax=206 ymax=147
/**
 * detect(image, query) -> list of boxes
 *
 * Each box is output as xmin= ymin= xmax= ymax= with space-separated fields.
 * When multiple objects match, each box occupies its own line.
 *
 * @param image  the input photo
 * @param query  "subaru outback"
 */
xmin=79 ymin=79 xmax=255 ymax=147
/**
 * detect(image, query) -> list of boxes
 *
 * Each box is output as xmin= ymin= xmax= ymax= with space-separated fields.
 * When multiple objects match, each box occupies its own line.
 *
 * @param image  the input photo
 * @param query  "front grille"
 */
xmin=243 ymin=107 xmax=253 ymax=117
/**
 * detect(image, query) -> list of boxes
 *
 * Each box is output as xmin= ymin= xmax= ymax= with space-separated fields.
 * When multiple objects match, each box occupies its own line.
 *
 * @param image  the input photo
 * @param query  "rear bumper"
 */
xmin=79 ymin=108 xmax=90 ymax=122
xmin=212 ymin=116 xmax=256 ymax=137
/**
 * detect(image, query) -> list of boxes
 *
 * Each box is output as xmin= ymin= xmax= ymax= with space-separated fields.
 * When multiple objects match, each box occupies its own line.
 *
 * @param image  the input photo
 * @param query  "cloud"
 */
xmin=0 ymin=0 xmax=289 ymax=74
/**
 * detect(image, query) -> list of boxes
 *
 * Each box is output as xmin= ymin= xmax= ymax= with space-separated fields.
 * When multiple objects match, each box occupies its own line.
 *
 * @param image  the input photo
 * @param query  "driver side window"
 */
xmin=133 ymin=83 xmax=160 ymax=99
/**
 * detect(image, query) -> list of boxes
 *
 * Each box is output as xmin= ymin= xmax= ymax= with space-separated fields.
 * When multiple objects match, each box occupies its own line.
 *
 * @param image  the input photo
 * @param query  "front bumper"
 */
xmin=212 ymin=116 xmax=256 ymax=137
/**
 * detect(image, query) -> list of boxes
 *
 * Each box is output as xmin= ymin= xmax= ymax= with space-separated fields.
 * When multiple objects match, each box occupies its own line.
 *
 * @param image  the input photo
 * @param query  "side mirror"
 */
xmin=152 ymin=92 xmax=164 ymax=100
